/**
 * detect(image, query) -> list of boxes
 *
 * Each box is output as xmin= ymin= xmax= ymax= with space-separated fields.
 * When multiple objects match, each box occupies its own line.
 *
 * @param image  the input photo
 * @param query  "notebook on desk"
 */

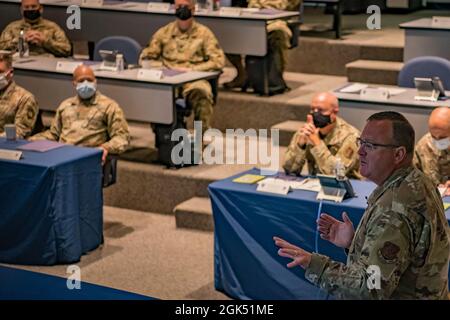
xmin=17 ymin=140 xmax=66 ymax=152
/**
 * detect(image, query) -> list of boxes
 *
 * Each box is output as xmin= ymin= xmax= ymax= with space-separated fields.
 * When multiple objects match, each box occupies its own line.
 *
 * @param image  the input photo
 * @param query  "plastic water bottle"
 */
xmin=18 ymin=29 xmax=28 ymax=57
xmin=116 ymin=53 xmax=124 ymax=72
xmin=334 ymin=157 xmax=345 ymax=180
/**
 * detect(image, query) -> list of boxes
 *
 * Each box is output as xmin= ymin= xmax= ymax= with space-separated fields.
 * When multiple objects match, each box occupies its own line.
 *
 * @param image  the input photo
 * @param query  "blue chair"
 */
xmin=398 ymin=56 xmax=450 ymax=89
xmin=93 ymin=36 xmax=142 ymax=65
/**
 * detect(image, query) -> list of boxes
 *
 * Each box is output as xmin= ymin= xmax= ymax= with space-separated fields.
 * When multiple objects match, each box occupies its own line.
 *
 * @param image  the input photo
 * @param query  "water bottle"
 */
xmin=116 ymin=53 xmax=124 ymax=72
xmin=334 ymin=157 xmax=345 ymax=180
xmin=18 ymin=29 xmax=25 ymax=57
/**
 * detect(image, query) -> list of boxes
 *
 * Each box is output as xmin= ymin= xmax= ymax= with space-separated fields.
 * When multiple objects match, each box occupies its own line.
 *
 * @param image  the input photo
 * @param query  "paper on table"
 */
xmin=339 ymin=83 xmax=368 ymax=93
xmin=17 ymin=140 xmax=66 ymax=152
xmin=290 ymin=178 xmax=321 ymax=192
xmin=380 ymin=87 xmax=406 ymax=96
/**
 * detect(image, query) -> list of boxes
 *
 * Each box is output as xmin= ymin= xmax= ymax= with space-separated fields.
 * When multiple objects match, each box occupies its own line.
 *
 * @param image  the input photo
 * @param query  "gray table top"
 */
xmin=13 ymin=56 xmax=219 ymax=85
xmin=399 ymin=17 xmax=450 ymax=31
xmin=0 ymin=0 xmax=299 ymax=20
xmin=334 ymin=83 xmax=450 ymax=109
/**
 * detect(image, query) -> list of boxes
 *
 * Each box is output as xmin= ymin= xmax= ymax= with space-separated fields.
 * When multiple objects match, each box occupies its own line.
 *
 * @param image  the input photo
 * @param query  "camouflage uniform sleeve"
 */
xmin=139 ymin=29 xmax=164 ymax=64
xmin=42 ymin=23 xmax=71 ymax=57
xmin=414 ymin=147 xmax=441 ymax=186
xmin=14 ymin=94 xmax=39 ymax=139
xmin=0 ymin=23 xmax=19 ymax=51
xmin=305 ymin=210 xmax=413 ymax=299
xmin=283 ymin=131 xmax=307 ymax=174
xmin=30 ymin=107 xmax=62 ymax=141
xmin=248 ymin=0 xmax=289 ymax=10
xmin=309 ymin=134 xmax=359 ymax=176
xmin=101 ymin=102 xmax=130 ymax=154
xmin=191 ymin=29 xmax=225 ymax=72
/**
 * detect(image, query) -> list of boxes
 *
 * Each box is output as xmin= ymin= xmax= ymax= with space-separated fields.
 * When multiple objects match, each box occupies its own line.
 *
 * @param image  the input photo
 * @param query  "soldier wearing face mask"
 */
xmin=0 ymin=52 xmax=38 ymax=138
xmin=414 ymin=107 xmax=450 ymax=196
xmin=139 ymin=0 xmax=225 ymax=132
xmin=283 ymin=92 xmax=362 ymax=179
xmin=30 ymin=65 xmax=130 ymax=165
xmin=0 ymin=0 xmax=71 ymax=57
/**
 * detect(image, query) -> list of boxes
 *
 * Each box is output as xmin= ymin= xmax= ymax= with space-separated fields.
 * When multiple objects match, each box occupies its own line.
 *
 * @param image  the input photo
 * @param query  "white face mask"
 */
xmin=0 ymin=72 xmax=10 ymax=90
xmin=432 ymin=137 xmax=450 ymax=150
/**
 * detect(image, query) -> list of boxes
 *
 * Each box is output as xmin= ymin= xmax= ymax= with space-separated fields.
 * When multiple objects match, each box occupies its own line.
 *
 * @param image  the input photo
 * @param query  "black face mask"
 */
xmin=23 ymin=9 xmax=41 ymax=21
xmin=312 ymin=111 xmax=332 ymax=128
xmin=175 ymin=5 xmax=192 ymax=21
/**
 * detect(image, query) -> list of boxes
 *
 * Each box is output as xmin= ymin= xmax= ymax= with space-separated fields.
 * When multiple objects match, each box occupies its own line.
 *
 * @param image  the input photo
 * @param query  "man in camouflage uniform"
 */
xmin=414 ymin=107 xmax=450 ymax=196
xmin=275 ymin=111 xmax=450 ymax=299
xmin=283 ymin=92 xmax=361 ymax=179
xmin=139 ymin=0 xmax=225 ymax=131
xmin=0 ymin=0 xmax=71 ymax=57
xmin=0 ymin=52 xmax=38 ymax=138
xmin=224 ymin=0 xmax=301 ymax=89
xmin=30 ymin=65 xmax=130 ymax=164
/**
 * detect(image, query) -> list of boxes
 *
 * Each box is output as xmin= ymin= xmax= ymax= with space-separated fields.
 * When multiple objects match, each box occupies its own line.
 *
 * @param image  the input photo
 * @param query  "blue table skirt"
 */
xmin=209 ymin=168 xmax=450 ymax=300
xmin=0 ymin=265 xmax=153 ymax=300
xmin=0 ymin=139 xmax=103 ymax=265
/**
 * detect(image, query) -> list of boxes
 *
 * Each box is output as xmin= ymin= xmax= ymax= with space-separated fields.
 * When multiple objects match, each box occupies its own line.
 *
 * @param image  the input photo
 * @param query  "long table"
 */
xmin=0 ymin=138 xmax=103 ymax=265
xmin=209 ymin=168 xmax=450 ymax=299
xmin=12 ymin=56 xmax=218 ymax=125
xmin=0 ymin=265 xmax=153 ymax=299
xmin=0 ymin=0 xmax=299 ymax=56
xmin=334 ymin=83 xmax=450 ymax=143
xmin=400 ymin=18 xmax=450 ymax=62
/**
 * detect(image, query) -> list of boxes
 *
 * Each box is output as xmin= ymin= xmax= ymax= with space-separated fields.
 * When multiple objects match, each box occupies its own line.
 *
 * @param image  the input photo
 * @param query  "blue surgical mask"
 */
xmin=432 ymin=137 xmax=450 ymax=150
xmin=76 ymin=80 xmax=96 ymax=100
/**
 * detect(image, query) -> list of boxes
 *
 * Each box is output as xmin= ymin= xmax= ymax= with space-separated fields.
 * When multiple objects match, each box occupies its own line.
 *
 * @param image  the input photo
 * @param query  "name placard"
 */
xmin=56 ymin=61 xmax=83 ymax=73
xmin=0 ymin=149 xmax=22 ymax=161
xmin=219 ymin=7 xmax=242 ymax=16
xmin=360 ymin=87 xmax=390 ymax=101
xmin=256 ymin=180 xmax=290 ymax=195
xmin=431 ymin=16 xmax=450 ymax=28
xmin=137 ymin=69 xmax=163 ymax=81
xmin=81 ymin=0 xmax=103 ymax=6
xmin=146 ymin=2 xmax=171 ymax=12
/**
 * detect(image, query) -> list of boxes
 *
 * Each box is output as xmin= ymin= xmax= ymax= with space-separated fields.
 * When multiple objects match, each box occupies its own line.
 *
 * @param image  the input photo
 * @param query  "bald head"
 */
xmin=73 ymin=65 xmax=96 ymax=84
xmin=429 ymin=107 xmax=450 ymax=140
xmin=311 ymin=92 xmax=339 ymax=114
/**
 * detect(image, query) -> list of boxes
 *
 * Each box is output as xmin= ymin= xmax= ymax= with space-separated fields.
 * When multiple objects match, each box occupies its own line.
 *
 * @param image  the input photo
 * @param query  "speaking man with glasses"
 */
xmin=275 ymin=111 xmax=449 ymax=299
xmin=283 ymin=92 xmax=362 ymax=179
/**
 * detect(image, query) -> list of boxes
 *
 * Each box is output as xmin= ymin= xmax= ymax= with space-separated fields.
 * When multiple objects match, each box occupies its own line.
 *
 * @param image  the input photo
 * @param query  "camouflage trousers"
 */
xmin=181 ymin=80 xmax=214 ymax=132
xmin=267 ymin=27 xmax=291 ymax=74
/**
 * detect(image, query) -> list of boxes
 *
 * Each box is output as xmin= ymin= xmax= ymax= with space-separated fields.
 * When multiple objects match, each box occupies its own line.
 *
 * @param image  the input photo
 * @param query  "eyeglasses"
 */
xmin=356 ymin=138 xmax=400 ymax=152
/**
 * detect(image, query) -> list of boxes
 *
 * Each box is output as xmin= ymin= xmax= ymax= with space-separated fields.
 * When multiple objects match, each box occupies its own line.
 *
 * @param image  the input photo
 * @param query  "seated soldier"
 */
xmin=224 ymin=0 xmax=301 ymax=89
xmin=0 ymin=52 xmax=38 ymax=139
xmin=414 ymin=107 xmax=450 ymax=196
xmin=283 ymin=92 xmax=362 ymax=179
xmin=0 ymin=0 xmax=71 ymax=57
xmin=139 ymin=0 xmax=225 ymax=132
xmin=30 ymin=65 xmax=130 ymax=164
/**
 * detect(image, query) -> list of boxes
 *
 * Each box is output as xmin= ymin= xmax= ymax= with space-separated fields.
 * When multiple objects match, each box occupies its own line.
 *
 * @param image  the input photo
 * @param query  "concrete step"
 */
xmin=174 ymin=197 xmax=213 ymax=232
xmin=346 ymin=59 xmax=404 ymax=85
xmin=359 ymin=45 xmax=403 ymax=62
xmin=271 ymin=120 xmax=304 ymax=147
